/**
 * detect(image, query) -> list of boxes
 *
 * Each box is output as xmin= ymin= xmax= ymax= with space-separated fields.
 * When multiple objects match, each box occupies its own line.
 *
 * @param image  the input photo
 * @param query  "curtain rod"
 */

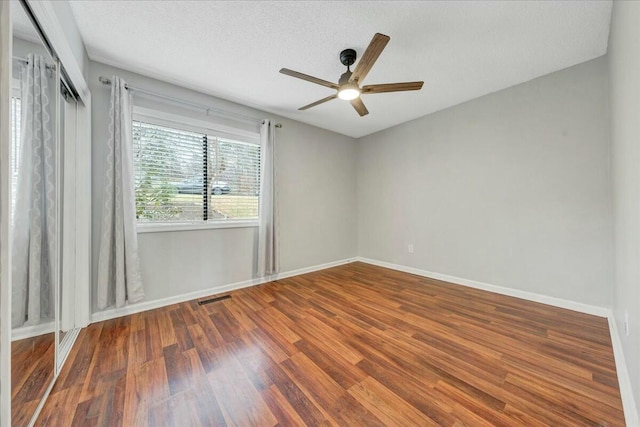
xmin=13 ymin=55 xmax=56 ymax=72
xmin=98 ymin=76 xmax=281 ymax=128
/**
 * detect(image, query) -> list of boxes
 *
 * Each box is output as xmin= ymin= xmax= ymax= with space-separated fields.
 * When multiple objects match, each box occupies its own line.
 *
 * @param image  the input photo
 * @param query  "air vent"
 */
xmin=198 ymin=295 xmax=231 ymax=305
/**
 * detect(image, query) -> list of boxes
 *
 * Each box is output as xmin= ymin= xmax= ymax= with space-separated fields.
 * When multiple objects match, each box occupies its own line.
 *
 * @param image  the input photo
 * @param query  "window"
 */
xmin=132 ymin=112 xmax=261 ymax=229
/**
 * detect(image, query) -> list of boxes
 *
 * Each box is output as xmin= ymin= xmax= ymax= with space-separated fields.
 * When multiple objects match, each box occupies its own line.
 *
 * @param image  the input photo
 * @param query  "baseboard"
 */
xmin=608 ymin=314 xmax=640 ymax=426
xmin=91 ymin=277 xmax=264 ymax=323
xmin=11 ymin=321 xmax=55 ymax=342
xmin=270 ymin=258 xmax=356 ymax=281
xmin=91 ymin=257 xmax=356 ymax=323
xmin=356 ymin=257 xmax=610 ymax=317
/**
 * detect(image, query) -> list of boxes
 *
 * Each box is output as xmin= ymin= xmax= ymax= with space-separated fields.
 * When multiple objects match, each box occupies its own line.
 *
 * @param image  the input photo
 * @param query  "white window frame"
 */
xmin=132 ymin=107 xmax=261 ymax=233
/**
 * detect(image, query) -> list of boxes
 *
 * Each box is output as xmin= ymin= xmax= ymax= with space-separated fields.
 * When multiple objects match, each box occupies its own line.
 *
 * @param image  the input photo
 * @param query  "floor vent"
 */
xmin=198 ymin=295 xmax=231 ymax=305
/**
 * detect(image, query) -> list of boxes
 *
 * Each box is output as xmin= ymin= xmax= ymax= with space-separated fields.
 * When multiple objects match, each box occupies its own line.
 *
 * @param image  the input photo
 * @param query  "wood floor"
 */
xmin=36 ymin=262 xmax=625 ymax=426
xmin=12 ymin=332 xmax=55 ymax=427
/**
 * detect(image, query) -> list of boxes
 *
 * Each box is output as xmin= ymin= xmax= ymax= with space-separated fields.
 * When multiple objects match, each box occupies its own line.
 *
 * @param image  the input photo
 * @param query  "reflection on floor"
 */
xmin=12 ymin=332 xmax=55 ymax=427
xmin=39 ymin=262 xmax=625 ymax=426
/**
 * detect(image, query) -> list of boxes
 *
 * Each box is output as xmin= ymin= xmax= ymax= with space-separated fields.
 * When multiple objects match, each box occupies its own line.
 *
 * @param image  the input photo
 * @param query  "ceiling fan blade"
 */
xmin=280 ymin=68 xmax=339 ymax=90
xmin=350 ymin=97 xmax=369 ymax=116
xmin=299 ymin=94 xmax=338 ymax=111
xmin=350 ymin=33 xmax=390 ymax=84
xmin=362 ymin=81 xmax=424 ymax=94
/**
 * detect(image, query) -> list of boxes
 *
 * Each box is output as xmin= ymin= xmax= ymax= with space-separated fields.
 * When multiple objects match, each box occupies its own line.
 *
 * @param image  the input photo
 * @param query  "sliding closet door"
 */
xmin=1 ymin=0 xmax=91 ymax=424
xmin=0 ymin=1 xmax=12 ymax=426
xmin=10 ymin=1 xmax=59 ymax=424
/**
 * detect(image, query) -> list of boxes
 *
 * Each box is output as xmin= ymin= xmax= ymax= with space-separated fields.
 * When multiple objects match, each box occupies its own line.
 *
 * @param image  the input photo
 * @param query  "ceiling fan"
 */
xmin=280 ymin=33 xmax=423 ymax=117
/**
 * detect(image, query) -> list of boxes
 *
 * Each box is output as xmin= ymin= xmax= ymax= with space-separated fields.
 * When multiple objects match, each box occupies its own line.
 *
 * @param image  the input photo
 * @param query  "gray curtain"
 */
xmin=11 ymin=54 xmax=55 ymax=328
xmin=257 ymin=119 xmax=278 ymax=277
xmin=96 ymin=76 xmax=145 ymax=309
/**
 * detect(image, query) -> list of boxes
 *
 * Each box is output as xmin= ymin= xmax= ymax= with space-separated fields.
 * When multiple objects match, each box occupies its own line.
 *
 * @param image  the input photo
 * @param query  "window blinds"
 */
xmin=133 ymin=120 xmax=260 ymax=223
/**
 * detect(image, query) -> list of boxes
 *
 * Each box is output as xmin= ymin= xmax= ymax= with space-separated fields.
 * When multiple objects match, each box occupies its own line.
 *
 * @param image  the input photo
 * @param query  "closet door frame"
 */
xmin=0 ymin=1 xmax=13 ymax=426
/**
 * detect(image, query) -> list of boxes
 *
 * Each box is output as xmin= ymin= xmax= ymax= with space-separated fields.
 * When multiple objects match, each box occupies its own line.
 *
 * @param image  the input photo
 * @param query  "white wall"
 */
xmin=357 ymin=57 xmax=612 ymax=307
xmin=608 ymin=0 xmax=640 ymax=417
xmin=89 ymin=61 xmax=357 ymax=311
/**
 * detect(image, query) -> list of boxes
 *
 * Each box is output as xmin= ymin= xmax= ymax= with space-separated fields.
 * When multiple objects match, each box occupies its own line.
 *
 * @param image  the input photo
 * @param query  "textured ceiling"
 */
xmin=68 ymin=1 xmax=612 ymax=138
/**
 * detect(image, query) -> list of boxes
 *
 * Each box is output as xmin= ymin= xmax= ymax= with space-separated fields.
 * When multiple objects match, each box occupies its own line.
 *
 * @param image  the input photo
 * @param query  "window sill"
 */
xmin=137 ymin=220 xmax=259 ymax=234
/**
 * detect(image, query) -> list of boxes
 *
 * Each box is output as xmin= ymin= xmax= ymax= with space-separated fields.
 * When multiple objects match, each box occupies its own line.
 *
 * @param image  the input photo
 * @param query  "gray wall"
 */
xmin=48 ymin=0 xmax=89 ymax=79
xmin=13 ymin=37 xmax=48 ymax=58
xmin=609 ymin=0 xmax=640 ymax=415
xmin=90 ymin=61 xmax=357 ymax=311
xmin=357 ymin=57 xmax=612 ymax=307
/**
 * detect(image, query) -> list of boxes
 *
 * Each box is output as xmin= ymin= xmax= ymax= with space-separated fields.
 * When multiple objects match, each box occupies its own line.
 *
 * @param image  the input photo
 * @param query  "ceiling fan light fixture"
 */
xmin=280 ymin=33 xmax=422 ymax=116
xmin=338 ymin=84 xmax=360 ymax=100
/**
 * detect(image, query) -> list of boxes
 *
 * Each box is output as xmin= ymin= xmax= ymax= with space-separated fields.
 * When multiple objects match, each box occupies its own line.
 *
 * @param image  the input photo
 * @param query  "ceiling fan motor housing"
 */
xmin=339 ymin=70 xmax=353 ymax=85
xmin=340 ymin=48 xmax=357 ymax=67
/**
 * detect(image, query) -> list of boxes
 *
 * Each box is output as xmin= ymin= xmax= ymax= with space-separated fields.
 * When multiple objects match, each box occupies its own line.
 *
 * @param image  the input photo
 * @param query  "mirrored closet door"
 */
xmin=9 ymin=1 xmax=79 ymax=425
xmin=10 ymin=2 xmax=57 ymax=424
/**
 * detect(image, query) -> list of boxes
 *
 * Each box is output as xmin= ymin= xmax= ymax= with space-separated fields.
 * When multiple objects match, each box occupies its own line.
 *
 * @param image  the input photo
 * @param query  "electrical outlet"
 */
xmin=624 ymin=311 xmax=630 ymax=337
xmin=408 ymin=244 xmax=414 ymax=254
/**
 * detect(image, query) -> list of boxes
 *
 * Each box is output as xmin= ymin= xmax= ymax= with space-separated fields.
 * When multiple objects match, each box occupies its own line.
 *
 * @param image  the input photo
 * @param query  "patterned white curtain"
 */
xmin=11 ymin=54 xmax=55 ymax=327
xmin=257 ymin=120 xmax=278 ymax=277
xmin=96 ymin=76 xmax=145 ymax=309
